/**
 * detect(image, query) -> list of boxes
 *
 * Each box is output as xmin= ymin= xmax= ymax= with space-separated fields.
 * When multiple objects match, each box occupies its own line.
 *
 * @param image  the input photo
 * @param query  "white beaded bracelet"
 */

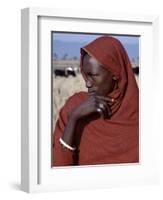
xmin=59 ymin=138 xmax=76 ymax=151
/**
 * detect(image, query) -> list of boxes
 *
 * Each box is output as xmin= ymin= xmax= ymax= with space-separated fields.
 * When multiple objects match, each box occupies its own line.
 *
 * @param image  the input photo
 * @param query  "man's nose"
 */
xmin=86 ymin=79 xmax=93 ymax=88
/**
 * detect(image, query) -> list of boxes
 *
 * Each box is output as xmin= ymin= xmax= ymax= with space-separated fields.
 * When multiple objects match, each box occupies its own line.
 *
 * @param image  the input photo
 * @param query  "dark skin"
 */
xmin=62 ymin=54 xmax=117 ymax=147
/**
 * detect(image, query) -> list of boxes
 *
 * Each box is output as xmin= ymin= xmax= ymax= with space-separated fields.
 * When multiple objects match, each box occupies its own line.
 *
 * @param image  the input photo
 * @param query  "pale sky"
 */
xmin=53 ymin=32 xmax=139 ymax=45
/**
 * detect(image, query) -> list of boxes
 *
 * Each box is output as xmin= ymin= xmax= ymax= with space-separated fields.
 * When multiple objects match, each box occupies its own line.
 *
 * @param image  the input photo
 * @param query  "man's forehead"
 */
xmin=83 ymin=55 xmax=103 ymax=72
xmin=82 ymin=62 xmax=102 ymax=73
xmin=83 ymin=62 xmax=107 ymax=75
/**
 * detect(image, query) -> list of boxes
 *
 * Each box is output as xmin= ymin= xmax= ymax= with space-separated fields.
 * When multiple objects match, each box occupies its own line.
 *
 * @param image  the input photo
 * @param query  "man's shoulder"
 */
xmin=72 ymin=91 xmax=88 ymax=98
xmin=61 ymin=91 xmax=88 ymax=113
xmin=66 ymin=91 xmax=88 ymax=104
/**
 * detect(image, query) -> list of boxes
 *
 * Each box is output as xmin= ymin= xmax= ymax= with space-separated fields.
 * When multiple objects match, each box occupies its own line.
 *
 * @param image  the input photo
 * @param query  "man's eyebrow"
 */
xmin=87 ymin=72 xmax=99 ymax=75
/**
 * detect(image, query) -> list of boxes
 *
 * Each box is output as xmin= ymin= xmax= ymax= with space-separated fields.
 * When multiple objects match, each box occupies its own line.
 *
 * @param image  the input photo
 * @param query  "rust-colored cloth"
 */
xmin=53 ymin=36 xmax=139 ymax=166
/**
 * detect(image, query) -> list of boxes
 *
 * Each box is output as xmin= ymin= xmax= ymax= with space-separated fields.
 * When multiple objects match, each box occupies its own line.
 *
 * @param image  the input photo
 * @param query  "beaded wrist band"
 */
xmin=59 ymin=138 xmax=76 ymax=151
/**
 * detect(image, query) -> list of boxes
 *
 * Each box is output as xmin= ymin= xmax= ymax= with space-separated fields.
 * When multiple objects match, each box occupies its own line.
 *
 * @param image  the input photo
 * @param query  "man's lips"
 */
xmin=88 ymin=90 xmax=96 ymax=94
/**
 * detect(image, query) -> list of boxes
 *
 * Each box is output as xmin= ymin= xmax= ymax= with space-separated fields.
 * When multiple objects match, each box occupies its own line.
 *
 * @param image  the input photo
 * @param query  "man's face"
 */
xmin=82 ymin=54 xmax=115 ymax=96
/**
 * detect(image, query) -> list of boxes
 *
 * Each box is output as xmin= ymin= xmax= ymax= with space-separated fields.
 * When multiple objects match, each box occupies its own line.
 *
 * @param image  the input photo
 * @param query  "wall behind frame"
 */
xmin=0 ymin=0 xmax=162 ymax=199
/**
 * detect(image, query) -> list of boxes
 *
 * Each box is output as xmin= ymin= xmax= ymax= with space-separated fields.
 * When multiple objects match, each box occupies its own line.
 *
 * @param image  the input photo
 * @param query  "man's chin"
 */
xmin=88 ymin=91 xmax=96 ymax=96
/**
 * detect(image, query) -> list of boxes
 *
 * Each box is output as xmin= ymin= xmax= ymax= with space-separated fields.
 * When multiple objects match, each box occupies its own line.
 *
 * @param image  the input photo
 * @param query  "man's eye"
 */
xmin=88 ymin=74 xmax=98 ymax=76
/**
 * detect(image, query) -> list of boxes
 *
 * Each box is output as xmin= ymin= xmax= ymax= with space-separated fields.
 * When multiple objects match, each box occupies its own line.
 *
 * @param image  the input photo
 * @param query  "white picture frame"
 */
xmin=21 ymin=7 xmax=159 ymax=193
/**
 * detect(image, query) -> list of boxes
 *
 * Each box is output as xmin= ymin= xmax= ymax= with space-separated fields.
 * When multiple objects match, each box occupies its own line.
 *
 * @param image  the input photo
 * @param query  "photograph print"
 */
xmin=52 ymin=32 xmax=139 ymax=167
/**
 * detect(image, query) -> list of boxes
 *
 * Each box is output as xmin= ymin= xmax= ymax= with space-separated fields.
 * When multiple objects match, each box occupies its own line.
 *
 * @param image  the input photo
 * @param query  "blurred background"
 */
xmin=52 ymin=32 xmax=139 ymax=127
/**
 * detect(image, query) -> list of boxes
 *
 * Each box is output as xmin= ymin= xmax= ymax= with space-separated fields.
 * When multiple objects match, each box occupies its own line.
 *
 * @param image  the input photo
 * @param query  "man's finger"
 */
xmin=95 ymin=95 xmax=116 ymax=103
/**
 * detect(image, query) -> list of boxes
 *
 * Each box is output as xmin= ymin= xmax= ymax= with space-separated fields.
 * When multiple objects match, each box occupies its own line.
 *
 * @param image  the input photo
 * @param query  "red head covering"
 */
xmin=78 ymin=36 xmax=139 ymax=164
